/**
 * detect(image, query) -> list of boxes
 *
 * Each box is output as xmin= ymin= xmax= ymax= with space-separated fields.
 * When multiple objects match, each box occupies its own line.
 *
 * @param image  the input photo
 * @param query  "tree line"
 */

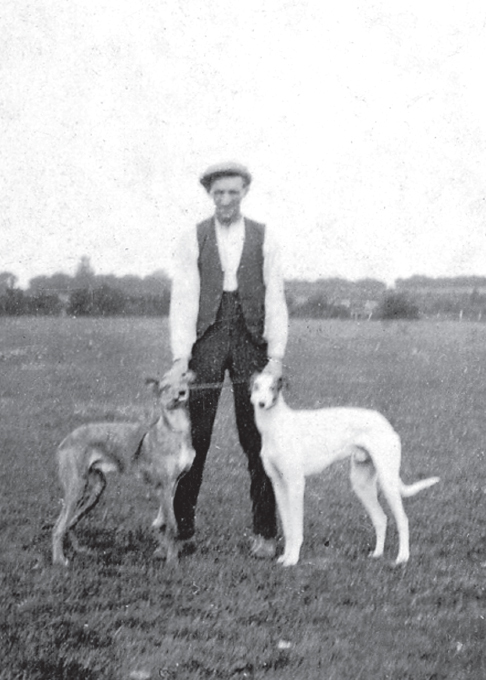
xmin=0 ymin=258 xmax=171 ymax=317
xmin=0 ymin=259 xmax=485 ymax=321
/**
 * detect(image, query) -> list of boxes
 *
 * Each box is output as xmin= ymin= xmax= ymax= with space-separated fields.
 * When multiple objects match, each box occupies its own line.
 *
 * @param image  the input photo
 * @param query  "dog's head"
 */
xmin=146 ymin=370 xmax=195 ymax=409
xmin=250 ymin=371 xmax=283 ymax=411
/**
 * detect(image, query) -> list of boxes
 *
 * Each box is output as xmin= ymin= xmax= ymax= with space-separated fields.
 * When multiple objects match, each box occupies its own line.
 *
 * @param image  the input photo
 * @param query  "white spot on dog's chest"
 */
xmin=181 ymin=441 xmax=195 ymax=468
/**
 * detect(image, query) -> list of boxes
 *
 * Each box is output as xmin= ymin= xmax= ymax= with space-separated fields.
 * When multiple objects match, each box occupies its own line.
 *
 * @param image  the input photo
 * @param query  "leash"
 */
xmin=189 ymin=377 xmax=252 ymax=391
xmin=188 ymin=371 xmax=286 ymax=392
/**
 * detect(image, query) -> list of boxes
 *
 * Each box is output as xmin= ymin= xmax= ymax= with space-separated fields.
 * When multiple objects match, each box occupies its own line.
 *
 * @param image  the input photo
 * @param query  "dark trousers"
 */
xmin=173 ymin=292 xmax=277 ymax=540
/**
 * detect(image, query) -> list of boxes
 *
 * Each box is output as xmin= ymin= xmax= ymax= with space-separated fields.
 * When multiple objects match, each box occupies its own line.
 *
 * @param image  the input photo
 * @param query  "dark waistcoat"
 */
xmin=196 ymin=217 xmax=266 ymax=345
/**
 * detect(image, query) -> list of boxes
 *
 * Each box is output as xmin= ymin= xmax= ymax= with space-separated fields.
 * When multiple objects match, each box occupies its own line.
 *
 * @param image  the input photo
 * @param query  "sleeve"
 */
xmin=169 ymin=226 xmax=200 ymax=361
xmin=263 ymin=227 xmax=289 ymax=360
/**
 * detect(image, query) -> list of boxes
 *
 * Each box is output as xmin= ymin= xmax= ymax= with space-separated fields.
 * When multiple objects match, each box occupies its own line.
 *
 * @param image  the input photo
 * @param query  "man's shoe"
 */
xmin=178 ymin=537 xmax=197 ymax=556
xmin=250 ymin=535 xmax=276 ymax=559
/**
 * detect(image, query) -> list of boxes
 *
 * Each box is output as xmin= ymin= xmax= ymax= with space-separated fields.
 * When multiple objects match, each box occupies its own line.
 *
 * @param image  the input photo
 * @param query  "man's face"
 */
xmin=209 ymin=175 xmax=248 ymax=226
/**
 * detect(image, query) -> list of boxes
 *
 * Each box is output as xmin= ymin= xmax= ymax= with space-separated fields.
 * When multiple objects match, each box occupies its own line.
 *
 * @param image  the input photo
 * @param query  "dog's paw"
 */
xmin=153 ymin=546 xmax=169 ymax=560
xmin=277 ymin=554 xmax=299 ymax=567
xmin=369 ymin=550 xmax=383 ymax=560
xmin=53 ymin=556 xmax=70 ymax=568
xmin=153 ymin=542 xmax=184 ymax=562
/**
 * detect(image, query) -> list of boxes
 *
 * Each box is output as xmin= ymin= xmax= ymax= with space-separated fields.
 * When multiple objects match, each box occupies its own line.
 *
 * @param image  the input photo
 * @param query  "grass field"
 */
xmin=0 ymin=317 xmax=485 ymax=680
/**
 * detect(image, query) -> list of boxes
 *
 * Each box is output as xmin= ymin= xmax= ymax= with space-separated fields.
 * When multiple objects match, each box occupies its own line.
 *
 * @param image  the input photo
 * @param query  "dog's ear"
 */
xmin=158 ymin=368 xmax=177 ymax=392
xmin=184 ymin=369 xmax=196 ymax=384
xmin=249 ymin=372 xmax=259 ymax=392
xmin=145 ymin=377 xmax=162 ymax=396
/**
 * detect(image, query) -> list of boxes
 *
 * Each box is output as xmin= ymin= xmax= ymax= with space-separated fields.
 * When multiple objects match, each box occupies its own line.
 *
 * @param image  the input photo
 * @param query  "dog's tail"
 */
xmin=400 ymin=476 xmax=440 ymax=497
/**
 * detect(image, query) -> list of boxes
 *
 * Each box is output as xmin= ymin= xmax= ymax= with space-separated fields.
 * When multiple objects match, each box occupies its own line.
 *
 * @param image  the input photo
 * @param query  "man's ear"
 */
xmin=249 ymin=372 xmax=259 ymax=392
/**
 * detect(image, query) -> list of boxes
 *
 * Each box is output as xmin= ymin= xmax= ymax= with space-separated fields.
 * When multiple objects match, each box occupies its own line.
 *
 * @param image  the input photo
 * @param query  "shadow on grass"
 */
xmin=61 ymin=526 xmax=160 ymax=569
xmin=8 ymin=657 xmax=104 ymax=680
xmin=2 ymin=609 xmax=116 ymax=680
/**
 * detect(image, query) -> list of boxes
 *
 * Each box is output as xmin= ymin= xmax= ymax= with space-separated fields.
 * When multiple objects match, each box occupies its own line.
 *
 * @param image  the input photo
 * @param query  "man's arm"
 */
xmin=263 ymin=227 xmax=289 ymax=377
xmin=169 ymin=226 xmax=200 ymax=372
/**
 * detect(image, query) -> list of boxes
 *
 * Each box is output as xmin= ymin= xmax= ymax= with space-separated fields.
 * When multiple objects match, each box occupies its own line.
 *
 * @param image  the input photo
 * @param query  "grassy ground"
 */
xmin=0 ymin=317 xmax=484 ymax=679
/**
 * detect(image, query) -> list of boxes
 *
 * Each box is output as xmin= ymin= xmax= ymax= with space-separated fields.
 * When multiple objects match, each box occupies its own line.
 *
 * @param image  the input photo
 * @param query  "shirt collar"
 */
xmin=214 ymin=215 xmax=245 ymax=233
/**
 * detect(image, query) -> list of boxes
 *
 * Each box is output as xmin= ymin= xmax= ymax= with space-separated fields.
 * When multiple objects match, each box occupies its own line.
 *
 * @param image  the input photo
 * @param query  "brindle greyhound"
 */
xmin=52 ymin=372 xmax=195 ymax=567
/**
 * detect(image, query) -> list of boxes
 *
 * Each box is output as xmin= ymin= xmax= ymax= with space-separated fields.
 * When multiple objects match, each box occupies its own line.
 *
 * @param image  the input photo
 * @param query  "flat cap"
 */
xmin=199 ymin=161 xmax=252 ymax=191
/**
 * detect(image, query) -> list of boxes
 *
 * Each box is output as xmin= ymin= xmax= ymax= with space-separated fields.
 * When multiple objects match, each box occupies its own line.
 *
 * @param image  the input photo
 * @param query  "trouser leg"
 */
xmin=173 ymin=384 xmax=222 ymax=539
xmin=173 ymin=312 xmax=228 ymax=539
xmin=232 ymin=380 xmax=277 ymax=538
xmin=230 ymin=309 xmax=277 ymax=539
xmin=173 ymin=292 xmax=277 ymax=541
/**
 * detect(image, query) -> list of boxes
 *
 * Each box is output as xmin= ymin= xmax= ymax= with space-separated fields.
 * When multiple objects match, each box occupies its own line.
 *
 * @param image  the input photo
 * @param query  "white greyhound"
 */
xmin=251 ymin=372 xmax=439 ymax=567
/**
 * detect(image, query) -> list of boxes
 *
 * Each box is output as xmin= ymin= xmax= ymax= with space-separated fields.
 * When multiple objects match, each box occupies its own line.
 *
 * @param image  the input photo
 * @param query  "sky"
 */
xmin=2 ymin=0 xmax=486 ymax=288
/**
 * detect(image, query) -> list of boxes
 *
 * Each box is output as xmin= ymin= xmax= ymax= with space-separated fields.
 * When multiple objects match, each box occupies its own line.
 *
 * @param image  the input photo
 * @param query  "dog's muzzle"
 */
xmin=167 ymin=389 xmax=190 ymax=409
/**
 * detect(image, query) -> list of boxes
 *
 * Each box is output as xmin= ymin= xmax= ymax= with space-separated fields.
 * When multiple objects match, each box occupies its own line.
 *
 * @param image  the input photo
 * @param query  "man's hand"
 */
xmin=262 ymin=357 xmax=283 ymax=381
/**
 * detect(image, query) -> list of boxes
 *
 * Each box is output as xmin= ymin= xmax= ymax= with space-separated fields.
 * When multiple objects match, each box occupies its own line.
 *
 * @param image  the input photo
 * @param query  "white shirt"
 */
xmin=215 ymin=216 xmax=245 ymax=291
xmin=170 ymin=216 xmax=288 ymax=362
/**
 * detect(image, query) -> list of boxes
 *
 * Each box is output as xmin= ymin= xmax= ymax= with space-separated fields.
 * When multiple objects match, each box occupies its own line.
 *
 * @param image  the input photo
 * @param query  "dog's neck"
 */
xmin=268 ymin=391 xmax=284 ymax=411
xmin=161 ymin=404 xmax=190 ymax=434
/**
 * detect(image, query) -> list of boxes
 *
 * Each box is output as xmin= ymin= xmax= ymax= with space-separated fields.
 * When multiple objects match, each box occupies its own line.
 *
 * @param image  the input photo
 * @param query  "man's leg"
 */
xmin=230 ymin=313 xmax=277 ymax=543
xmin=173 ymin=313 xmax=229 ymax=540
xmin=173 ymin=386 xmax=222 ymax=540
xmin=232 ymin=379 xmax=277 ymax=540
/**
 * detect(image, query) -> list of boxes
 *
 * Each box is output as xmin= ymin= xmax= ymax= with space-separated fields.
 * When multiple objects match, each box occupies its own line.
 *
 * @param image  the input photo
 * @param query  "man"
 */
xmin=168 ymin=161 xmax=288 ymax=558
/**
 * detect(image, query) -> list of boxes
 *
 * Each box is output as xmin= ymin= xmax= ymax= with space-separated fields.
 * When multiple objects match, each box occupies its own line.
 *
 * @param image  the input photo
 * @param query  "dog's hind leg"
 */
xmin=52 ymin=460 xmax=107 ymax=566
xmin=151 ymin=505 xmax=164 ymax=530
xmin=350 ymin=453 xmax=388 ymax=559
xmin=67 ymin=467 xmax=107 ymax=556
xmin=378 ymin=475 xmax=409 ymax=564
xmin=53 ymin=498 xmax=77 ymax=566
xmin=52 ymin=476 xmax=86 ymax=566
xmin=67 ymin=467 xmax=106 ymax=529
xmin=370 ymin=438 xmax=410 ymax=564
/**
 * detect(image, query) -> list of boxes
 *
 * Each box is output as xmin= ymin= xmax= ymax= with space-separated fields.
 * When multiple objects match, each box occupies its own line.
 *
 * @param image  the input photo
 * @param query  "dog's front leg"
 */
xmin=267 ymin=467 xmax=292 ymax=563
xmin=152 ymin=487 xmax=179 ymax=563
xmin=277 ymin=474 xmax=305 ymax=567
